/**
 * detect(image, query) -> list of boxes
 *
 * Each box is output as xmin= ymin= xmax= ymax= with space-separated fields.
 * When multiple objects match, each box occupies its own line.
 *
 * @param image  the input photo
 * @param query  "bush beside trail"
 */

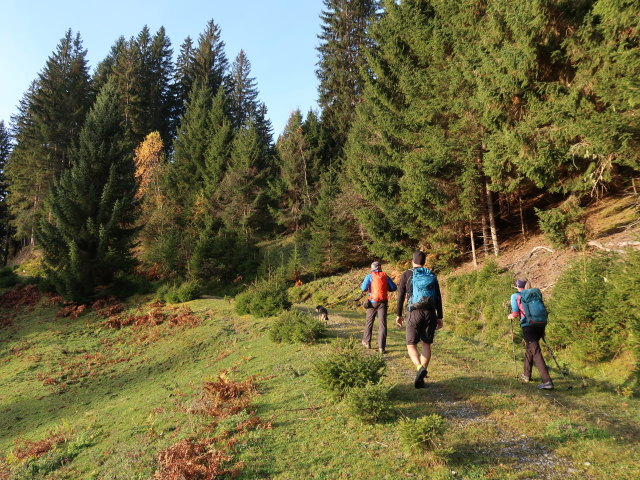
xmin=269 ymin=309 xmax=325 ymax=344
xmin=234 ymin=277 xmax=291 ymax=318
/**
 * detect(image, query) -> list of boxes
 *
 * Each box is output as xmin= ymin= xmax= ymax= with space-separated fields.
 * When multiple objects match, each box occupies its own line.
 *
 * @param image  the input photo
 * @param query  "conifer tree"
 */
xmin=316 ymin=0 xmax=380 ymax=157
xmin=215 ymin=122 xmax=265 ymax=238
xmin=0 ymin=121 xmax=11 ymax=264
xmin=203 ymin=89 xmax=234 ymax=195
xmin=228 ymin=50 xmax=273 ymax=146
xmin=36 ymin=81 xmax=138 ymax=302
xmin=306 ymin=169 xmax=352 ymax=274
xmin=169 ymin=81 xmax=212 ymax=199
xmin=6 ymin=31 xmax=92 ymax=244
xmin=173 ymin=20 xmax=229 ymax=120
xmin=276 ymin=110 xmax=313 ymax=232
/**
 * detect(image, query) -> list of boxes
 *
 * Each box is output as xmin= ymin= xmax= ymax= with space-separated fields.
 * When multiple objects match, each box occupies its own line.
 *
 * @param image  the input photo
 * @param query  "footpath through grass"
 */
xmin=1 ymin=292 xmax=639 ymax=479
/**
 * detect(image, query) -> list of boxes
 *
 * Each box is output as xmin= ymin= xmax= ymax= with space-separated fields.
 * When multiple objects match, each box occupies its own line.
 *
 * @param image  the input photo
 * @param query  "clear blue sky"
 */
xmin=0 ymin=0 xmax=324 ymax=138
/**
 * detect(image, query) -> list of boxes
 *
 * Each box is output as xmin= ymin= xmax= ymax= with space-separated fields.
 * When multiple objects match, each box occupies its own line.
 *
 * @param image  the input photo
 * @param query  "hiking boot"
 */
xmin=520 ymin=374 xmax=531 ymax=383
xmin=538 ymin=381 xmax=554 ymax=390
xmin=414 ymin=366 xmax=427 ymax=389
xmin=362 ymin=341 xmax=370 ymax=349
xmin=378 ymin=347 xmax=385 ymax=354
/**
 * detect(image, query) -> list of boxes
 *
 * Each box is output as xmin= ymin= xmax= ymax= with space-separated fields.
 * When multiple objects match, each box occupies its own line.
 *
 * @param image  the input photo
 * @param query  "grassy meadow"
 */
xmin=1 ymin=286 xmax=639 ymax=479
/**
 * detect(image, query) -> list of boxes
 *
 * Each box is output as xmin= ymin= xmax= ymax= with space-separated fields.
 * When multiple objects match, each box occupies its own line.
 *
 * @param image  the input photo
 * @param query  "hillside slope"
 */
xmin=1 ymin=286 xmax=639 ymax=479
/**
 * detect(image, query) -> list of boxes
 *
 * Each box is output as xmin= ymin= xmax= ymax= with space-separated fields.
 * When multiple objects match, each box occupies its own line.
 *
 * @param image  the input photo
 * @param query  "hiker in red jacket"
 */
xmin=360 ymin=261 xmax=397 ymax=354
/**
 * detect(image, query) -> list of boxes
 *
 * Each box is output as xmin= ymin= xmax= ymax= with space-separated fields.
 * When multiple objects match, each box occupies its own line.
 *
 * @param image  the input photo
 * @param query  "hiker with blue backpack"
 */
xmin=395 ymin=251 xmax=443 ymax=388
xmin=508 ymin=279 xmax=554 ymax=390
xmin=361 ymin=261 xmax=397 ymax=354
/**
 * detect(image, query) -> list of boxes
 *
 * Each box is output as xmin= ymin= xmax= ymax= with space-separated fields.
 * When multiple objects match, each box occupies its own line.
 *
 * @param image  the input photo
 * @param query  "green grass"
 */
xmin=1 ymin=289 xmax=639 ymax=479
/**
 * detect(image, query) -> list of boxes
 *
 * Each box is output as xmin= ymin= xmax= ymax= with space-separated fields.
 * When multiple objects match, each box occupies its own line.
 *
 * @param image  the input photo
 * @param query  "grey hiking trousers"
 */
xmin=363 ymin=301 xmax=388 ymax=350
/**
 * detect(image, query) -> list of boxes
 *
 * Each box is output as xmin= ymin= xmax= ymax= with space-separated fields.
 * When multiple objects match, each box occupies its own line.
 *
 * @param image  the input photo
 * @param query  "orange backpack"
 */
xmin=370 ymin=271 xmax=389 ymax=302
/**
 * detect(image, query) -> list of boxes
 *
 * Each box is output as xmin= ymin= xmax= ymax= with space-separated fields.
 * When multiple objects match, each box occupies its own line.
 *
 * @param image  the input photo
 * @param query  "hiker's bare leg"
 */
xmin=407 ymin=343 xmax=431 ymax=369
xmin=421 ymin=342 xmax=432 ymax=370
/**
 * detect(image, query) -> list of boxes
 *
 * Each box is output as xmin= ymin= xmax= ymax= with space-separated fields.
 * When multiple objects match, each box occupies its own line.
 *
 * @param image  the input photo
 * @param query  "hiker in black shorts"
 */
xmin=395 ymin=251 xmax=443 ymax=388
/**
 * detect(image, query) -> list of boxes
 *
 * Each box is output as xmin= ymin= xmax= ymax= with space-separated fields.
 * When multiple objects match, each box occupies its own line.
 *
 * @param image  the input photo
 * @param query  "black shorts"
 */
xmin=406 ymin=309 xmax=437 ymax=345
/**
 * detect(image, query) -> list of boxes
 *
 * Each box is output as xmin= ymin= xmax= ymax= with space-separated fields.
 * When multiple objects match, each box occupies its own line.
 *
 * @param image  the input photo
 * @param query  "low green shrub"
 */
xmin=547 ymin=253 xmax=619 ymax=362
xmin=398 ymin=414 xmax=447 ymax=452
xmin=157 ymin=280 xmax=203 ymax=303
xmin=343 ymin=382 xmax=393 ymax=424
xmin=0 ymin=267 xmax=19 ymax=288
xmin=536 ymin=196 xmax=586 ymax=248
xmin=235 ymin=277 xmax=292 ymax=318
xmin=313 ymin=338 xmax=386 ymax=401
xmin=269 ymin=309 xmax=325 ymax=344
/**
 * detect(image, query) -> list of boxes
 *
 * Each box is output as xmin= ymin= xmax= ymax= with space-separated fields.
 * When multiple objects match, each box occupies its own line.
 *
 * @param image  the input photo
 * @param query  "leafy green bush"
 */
xmin=235 ymin=277 xmax=292 ymax=318
xmin=343 ymin=382 xmax=393 ymax=424
xmin=444 ymin=261 xmax=515 ymax=344
xmin=313 ymin=338 xmax=386 ymax=401
xmin=398 ymin=414 xmax=447 ymax=452
xmin=0 ymin=266 xmax=19 ymax=288
xmin=269 ymin=309 xmax=325 ymax=344
xmin=547 ymin=253 xmax=620 ymax=362
xmin=601 ymin=249 xmax=640 ymax=391
xmin=536 ymin=196 xmax=586 ymax=248
xmin=157 ymin=280 xmax=203 ymax=303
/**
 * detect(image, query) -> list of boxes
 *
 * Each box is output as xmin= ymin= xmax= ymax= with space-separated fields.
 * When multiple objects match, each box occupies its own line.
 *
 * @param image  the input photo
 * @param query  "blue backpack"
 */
xmin=409 ymin=267 xmax=437 ymax=311
xmin=517 ymin=288 xmax=548 ymax=326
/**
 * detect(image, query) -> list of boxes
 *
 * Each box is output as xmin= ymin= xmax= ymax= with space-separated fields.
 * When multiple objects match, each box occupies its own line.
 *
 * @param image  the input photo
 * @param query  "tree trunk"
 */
xmin=486 ymin=183 xmax=499 ymax=256
xmin=518 ymin=194 xmax=527 ymax=241
xmin=470 ymin=224 xmax=477 ymax=268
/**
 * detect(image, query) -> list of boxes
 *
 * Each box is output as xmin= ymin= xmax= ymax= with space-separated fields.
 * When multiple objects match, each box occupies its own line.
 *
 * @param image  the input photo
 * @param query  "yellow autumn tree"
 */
xmin=133 ymin=131 xmax=164 ymax=200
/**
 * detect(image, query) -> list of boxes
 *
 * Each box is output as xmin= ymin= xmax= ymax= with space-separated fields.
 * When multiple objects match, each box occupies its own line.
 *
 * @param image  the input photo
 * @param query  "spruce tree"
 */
xmin=36 ymin=81 xmax=138 ymax=302
xmin=6 ymin=30 xmax=92 ymax=245
xmin=316 ymin=0 xmax=380 ymax=157
xmin=203 ymin=89 xmax=234 ymax=195
xmin=173 ymin=20 xmax=229 ymax=121
xmin=306 ymin=169 xmax=351 ymax=274
xmin=215 ymin=122 xmax=265 ymax=238
xmin=0 ymin=121 xmax=11 ymax=264
xmin=276 ymin=110 xmax=313 ymax=232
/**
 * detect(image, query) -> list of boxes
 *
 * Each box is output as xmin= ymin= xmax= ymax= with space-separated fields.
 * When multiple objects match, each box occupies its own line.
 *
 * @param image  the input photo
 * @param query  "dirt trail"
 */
xmin=329 ymin=310 xmax=584 ymax=480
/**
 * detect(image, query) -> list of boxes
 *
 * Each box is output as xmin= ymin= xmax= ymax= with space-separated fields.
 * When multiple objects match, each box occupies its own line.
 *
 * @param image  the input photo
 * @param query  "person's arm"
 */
xmin=509 ymin=293 xmax=521 ymax=319
xmin=387 ymin=275 xmax=397 ymax=292
xmin=396 ymin=271 xmax=408 ymax=317
xmin=361 ymin=274 xmax=372 ymax=292
xmin=434 ymin=278 xmax=443 ymax=319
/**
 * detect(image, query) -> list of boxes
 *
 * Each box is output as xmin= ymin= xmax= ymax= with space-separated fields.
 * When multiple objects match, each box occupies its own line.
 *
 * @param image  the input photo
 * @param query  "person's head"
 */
xmin=515 ymin=278 xmax=527 ymax=290
xmin=371 ymin=261 xmax=382 ymax=272
xmin=412 ymin=251 xmax=426 ymax=268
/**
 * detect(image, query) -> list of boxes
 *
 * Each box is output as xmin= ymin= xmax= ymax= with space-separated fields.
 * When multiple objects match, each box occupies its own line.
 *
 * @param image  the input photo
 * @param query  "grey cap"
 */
xmin=371 ymin=261 xmax=382 ymax=271
xmin=516 ymin=279 xmax=527 ymax=288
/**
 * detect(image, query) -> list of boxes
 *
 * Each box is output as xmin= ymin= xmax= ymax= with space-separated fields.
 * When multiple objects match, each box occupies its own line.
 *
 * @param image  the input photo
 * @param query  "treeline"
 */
xmin=0 ymin=0 xmax=638 ymax=302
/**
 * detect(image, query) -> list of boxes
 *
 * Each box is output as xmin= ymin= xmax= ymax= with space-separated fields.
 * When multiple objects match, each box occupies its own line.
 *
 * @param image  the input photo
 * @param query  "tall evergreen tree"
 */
xmin=215 ymin=121 xmax=266 ymax=237
xmin=6 ymin=31 xmax=92 ymax=244
xmin=316 ymin=0 xmax=380 ymax=157
xmin=276 ymin=110 xmax=313 ymax=232
xmin=203 ymin=89 xmax=234 ymax=195
xmin=0 ymin=121 xmax=11 ymax=265
xmin=228 ymin=50 xmax=273 ymax=146
xmin=36 ymin=81 xmax=138 ymax=302
xmin=306 ymin=169 xmax=353 ymax=274
xmin=173 ymin=20 xmax=229 ymax=121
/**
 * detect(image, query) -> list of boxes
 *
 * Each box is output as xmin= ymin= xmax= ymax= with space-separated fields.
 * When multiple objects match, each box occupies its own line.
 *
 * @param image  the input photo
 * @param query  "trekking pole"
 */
xmin=541 ymin=337 xmax=568 ymax=377
xmin=505 ymin=303 xmax=519 ymax=379
xmin=541 ymin=337 xmax=573 ymax=390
